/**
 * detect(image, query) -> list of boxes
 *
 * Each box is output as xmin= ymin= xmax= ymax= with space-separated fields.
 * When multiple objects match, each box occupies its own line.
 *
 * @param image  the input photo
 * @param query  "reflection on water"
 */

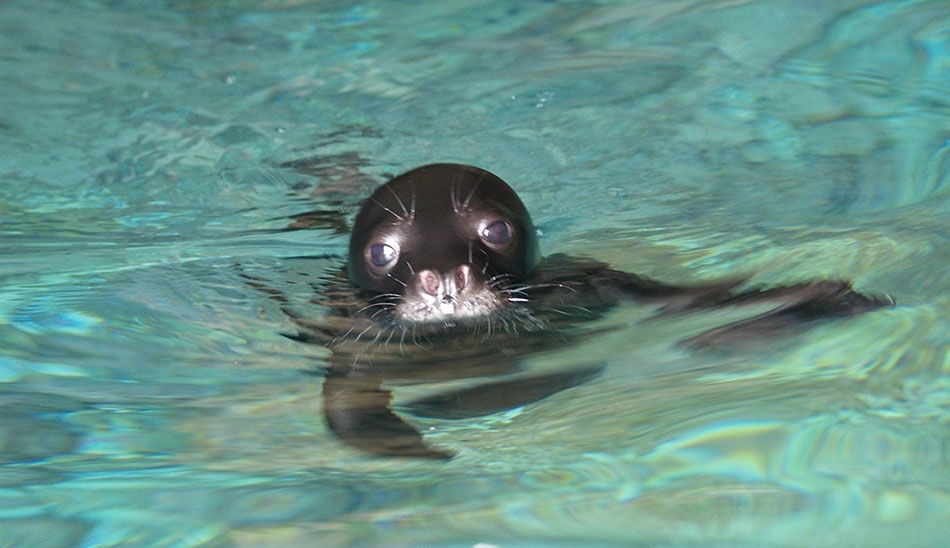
xmin=1 ymin=0 xmax=949 ymax=546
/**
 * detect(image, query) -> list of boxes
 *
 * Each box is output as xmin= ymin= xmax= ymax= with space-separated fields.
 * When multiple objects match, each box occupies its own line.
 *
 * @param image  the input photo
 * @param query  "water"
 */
xmin=2 ymin=0 xmax=949 ymax=546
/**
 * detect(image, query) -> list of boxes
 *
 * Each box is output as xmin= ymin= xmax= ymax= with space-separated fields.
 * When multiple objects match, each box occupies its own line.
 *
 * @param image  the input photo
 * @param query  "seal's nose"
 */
xmin=419 ymin=265 xmax=470 ymax=298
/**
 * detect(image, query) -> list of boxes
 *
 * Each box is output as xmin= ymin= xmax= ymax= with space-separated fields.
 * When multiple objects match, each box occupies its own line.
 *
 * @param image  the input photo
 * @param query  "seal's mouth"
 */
xmin=395 ymin=265 xmax=505 ymax=323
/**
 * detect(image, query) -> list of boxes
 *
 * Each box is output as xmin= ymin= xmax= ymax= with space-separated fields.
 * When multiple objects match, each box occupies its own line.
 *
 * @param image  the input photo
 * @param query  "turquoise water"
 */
xmin=2 ymin=0 xmax=949 ymax=546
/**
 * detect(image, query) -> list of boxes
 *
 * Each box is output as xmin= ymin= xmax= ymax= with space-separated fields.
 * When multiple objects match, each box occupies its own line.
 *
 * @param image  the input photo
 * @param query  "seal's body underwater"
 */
xmin=269 ymin=163 xmax=890 ymax=458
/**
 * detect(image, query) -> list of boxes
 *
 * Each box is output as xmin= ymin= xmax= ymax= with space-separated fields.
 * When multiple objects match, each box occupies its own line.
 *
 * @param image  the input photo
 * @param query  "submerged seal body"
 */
xmin=262 ymin=163 xmax=891 ymax=459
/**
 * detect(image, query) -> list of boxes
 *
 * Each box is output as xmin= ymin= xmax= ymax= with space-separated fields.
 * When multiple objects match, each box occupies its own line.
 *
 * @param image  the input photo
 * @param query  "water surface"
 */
xmin=2 ymin=1 xmax=949 ymax=546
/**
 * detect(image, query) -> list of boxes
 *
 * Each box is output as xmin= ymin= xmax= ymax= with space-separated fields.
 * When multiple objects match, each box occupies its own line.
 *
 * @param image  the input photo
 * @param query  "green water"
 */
xmin=1 ymin=1 xmax=949 ymax=546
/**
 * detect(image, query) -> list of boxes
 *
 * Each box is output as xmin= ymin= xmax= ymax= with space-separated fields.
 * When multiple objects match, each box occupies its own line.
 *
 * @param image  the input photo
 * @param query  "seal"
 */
xmin=255 ymin=162 xmax=891 ymax=459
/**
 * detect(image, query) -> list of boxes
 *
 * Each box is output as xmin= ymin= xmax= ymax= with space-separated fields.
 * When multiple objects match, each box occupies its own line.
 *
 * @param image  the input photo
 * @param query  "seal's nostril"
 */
xmin=456 ymin=265 xmax=469 ymax=292
xmin=421 ymin=271 xmax=440 ymax=296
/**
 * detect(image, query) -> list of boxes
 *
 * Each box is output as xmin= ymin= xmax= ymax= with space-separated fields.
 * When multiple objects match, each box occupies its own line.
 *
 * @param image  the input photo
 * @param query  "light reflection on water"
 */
xmin=1 ymin=0 xmax=949 ymax=546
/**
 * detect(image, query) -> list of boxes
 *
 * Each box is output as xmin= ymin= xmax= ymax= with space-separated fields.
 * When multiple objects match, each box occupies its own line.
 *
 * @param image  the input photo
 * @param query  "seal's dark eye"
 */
xmin=368 ymin=243 xmax=398 ymax=268
xmin=480 ymin=220 xmax=512 ymax=246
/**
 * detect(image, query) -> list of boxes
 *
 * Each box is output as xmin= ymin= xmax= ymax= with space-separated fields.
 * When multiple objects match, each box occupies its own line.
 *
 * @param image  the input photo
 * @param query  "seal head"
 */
xmin=348 ymin=163 xmax=540 ymax=323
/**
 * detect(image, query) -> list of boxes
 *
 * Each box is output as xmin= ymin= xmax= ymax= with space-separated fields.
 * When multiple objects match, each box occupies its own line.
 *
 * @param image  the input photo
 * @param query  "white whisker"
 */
xmin=370 ymin=196 xmax=407 ymax=222
xmin=385 ymin=182 xmax=412 ymax=219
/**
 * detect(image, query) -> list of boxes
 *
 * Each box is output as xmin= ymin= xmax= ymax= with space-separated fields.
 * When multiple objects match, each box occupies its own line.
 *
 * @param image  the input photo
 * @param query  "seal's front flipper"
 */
xmin=592 ymin=267 xmax=747 ymax=312
xmin=322 ymin=372 xmax=454 ymax=459
xmin=529 ymin=255 xmax=746 ymax=315
xmin=683 ymin=281 xmax=892 ymax=349
xmin=404 ymin=364 xmax=605 ymax=420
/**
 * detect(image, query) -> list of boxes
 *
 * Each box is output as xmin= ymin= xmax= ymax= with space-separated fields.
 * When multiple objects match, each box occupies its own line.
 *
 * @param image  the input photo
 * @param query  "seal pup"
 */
xmin=260 ymin=163 xmax=890 ymax=458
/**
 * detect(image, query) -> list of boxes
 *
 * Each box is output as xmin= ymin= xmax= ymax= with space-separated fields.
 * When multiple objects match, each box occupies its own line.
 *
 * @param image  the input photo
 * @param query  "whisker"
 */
xmin=397 ymin=324 xmax=409 ymax=354
xmin=385 ymin=182 xmax=412 ymax=219
xmin=352 ymin=322 xmax=377 ymax=343
xmin=450 ymin=179 xmax=459 ymax=213
xmin=367 ymin=292 xmax=403 ymax=302
xmin=369 ymin=308 xmax=394 ymax=321
xmin=462 ymin=172 xmax=485 ymax=208
xmin=386 ymin=272 xmax=408 ymax=287
xmin=355 ymin=304 xmax=392 ymax=318
xmin=544 ymin=304 xmax=594 ymax=317
xmin=383 ymin=326 xmax=397 ymax=346
xmin=370 ymin=195 xmax=407 ymax=222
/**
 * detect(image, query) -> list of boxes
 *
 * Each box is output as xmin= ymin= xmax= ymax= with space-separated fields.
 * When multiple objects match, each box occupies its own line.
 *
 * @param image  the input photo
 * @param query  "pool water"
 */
xmin=2 ymin=0 xmax=949 ymax=546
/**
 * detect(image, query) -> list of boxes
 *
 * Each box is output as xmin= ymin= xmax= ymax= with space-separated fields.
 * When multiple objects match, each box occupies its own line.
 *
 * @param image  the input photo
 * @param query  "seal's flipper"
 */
xmin=404 ymin=363 xmax=605 ymax=420
xmin=683 ymin=281 xmax=892 ymax=349
xmin=322 ymin=372 xmax=454 ymax=459
xmin=723 ymin=280 xmax=891 ymax=318
xmin=592 ymin=268 xmax=748 ymax=313
xmin=529 ymin=255 xmax=748 ymax=316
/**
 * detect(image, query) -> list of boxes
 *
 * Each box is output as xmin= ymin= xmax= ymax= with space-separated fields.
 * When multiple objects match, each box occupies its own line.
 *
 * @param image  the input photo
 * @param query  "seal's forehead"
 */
xmin=371 ymin=163 xmax=523 ymax=214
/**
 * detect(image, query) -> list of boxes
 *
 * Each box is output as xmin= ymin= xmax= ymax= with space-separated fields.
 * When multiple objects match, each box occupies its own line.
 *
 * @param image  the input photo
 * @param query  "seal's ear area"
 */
xmin=403 ymin=363 xmax=605 ymax=420
xmin=322 ymin=372 xmax=455 ymax=459
xmin=682 ymin=281 xmax=894 ymax=350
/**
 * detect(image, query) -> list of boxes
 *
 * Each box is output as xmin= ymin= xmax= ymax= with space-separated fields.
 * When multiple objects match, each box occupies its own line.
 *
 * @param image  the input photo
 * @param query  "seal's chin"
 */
xmin=395 ymin=288 xmax=504 ymax=323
